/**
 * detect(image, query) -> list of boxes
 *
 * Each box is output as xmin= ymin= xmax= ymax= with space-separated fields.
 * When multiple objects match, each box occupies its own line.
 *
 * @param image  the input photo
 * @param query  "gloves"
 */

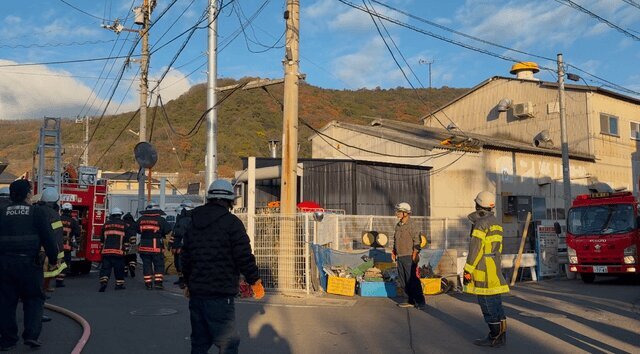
xmin=391 ymin=250 xmax=397 ymax=262
xmin=412 ymin=250 xmax=420 ymax=263
xmin=463 ymin=271 xmax=472 ymax=285
xmin=47 ymin=263 xmax=59 ymax=272
xmin=251 ymin=279 xmax=265 ymax=300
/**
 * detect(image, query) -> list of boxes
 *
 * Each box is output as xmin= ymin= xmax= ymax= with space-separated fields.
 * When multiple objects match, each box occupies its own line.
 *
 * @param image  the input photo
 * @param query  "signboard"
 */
xmin=535 ymin=222 xmax=563 ymax=278
xmin=187 ymin=182 xmax=200 ymax=195
xmin=60 ymin=194 xmax=77 ymax=202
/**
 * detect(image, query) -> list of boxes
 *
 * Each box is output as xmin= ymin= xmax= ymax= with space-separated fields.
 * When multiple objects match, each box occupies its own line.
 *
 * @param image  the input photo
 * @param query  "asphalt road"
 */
xmin=12 ymin=271 xmax=640 ymax=353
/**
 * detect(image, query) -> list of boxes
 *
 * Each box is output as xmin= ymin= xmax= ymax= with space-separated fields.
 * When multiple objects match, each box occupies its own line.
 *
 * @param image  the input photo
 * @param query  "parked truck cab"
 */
xmin=566 ymin=191 xmax=638 ymax=283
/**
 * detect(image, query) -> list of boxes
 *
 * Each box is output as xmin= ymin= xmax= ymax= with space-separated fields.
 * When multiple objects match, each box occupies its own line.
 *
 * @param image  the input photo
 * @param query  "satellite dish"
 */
xmin=134 ymin=142 xmax=158 ymax=168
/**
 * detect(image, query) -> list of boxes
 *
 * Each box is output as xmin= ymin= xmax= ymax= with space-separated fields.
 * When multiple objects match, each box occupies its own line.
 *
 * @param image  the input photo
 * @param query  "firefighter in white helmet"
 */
xmin=392 ymin=202 xmax=426 ymax=310
xmin=57 ymin=203 xmax=80 ymax=288
xmin=464 ymin=191 xmax=509 ymax=347
xmin=36 ymin=187 xmax=65 ymax=293
xmin=98 ymin=208 xmax=131 ymax=292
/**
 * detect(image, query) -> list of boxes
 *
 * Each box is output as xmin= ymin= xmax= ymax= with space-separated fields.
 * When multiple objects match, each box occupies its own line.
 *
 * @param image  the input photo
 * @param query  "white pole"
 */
xmin=205 ymin=0 xmax=218 ymax=190
xmin=248 ymin=157 xmax=256 ymax=247
xmin=305 ymin=213 xmax=310 ymax=294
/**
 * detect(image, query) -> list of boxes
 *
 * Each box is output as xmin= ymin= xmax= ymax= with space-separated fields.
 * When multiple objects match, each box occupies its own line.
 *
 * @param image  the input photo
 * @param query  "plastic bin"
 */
xmin=359 ymin=281 xmax=397 ymax=297
xmin=327 ymin=276 xmax=356 ymax=296
xmin=420 ymin=277 xmax=442 ymax=295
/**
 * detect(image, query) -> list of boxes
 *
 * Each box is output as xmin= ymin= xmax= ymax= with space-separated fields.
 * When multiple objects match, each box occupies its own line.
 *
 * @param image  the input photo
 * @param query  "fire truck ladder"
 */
xmin=93 ymin=187 xmax=107 ymax=228
xmin=36 ymin=117 xmax=62 ymax=195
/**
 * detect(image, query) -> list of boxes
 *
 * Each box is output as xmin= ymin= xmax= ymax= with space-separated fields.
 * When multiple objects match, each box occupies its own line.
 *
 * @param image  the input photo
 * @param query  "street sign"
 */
xmin=187 ymin=182 xmax=200 ymax=195
xmin=536 ymin=222 xmax=561 ymax=278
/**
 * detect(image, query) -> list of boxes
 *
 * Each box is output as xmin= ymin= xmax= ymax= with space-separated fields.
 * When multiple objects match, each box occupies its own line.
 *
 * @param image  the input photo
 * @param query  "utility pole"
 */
xmin=558 ymin=53 xmax=572 ymax=217
xmin=83 ymin=116 xmax=89 ymax=165
xmin=279 ymin=0 xmax=300 ymax=291
xmin=419 ymin=59 xmax=434 ymax=89
xmin=205 ymin=0 xmax=218 ymax=191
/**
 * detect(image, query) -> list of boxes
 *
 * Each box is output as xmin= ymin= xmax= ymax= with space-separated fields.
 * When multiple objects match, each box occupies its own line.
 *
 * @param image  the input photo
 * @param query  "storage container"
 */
xmin=420 ymin=277 xmax=442 ymax=295
xmin=327 ymin=276 xmax=356 ymax=296
xmin=359 ymin=281 xmax=397 ymax=297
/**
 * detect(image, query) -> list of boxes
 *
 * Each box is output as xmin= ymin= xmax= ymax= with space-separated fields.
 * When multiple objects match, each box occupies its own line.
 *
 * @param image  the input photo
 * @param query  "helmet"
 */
xmin=206 ymin=180 xmax=235 ymax=201
xmin=0 ymin=187 xmax=9 ymax=196
xmin=475 ymin=191 xmax=496 ymax=209
xmin=41 ymin=187 xmax=59 ymax=203
xmin=62 ymin=202 xmax=73 ymax=211
xmin=110 ymin=207 xmax=124 ymax=216
xmin=394 ymin=202 xmax=411 ymax=213
xmin=146 ymin=201 xmax=160 ymax=210
xmin=179 ymin=200 xmax=194 ymax=209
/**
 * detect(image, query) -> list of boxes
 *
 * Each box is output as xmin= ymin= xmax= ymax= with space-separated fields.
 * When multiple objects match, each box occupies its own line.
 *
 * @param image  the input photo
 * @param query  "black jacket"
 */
xmin=182 ymin=203 xmax=260 ymax=297
xmin=0 ymin=202 xmax=58 ymax=265
xmin=136 ymin=210 xmax=169 ymax=254
xmin=171 ymin=208 xmax=192 ymax=249
xmin=101 ymin=216 xmax=131 ymax=256
xmin=37 ymin=201 xmax=63 ymax=254
xmin=60 ymin=213 xmax=80 ymax=251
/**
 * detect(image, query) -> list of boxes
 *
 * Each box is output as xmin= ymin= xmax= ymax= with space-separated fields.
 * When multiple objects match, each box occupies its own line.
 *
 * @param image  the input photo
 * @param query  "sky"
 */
xmin=0 ymin=0 xmax=639 ymax=120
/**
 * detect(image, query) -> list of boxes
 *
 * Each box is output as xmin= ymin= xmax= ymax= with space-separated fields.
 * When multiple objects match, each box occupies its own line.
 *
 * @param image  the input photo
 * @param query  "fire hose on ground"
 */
xmin=44 ymin=303 xmax=91 ymax=354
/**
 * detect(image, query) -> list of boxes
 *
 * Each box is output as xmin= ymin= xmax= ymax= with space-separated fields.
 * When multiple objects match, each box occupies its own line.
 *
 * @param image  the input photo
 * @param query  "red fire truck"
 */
xmin=565 ymin=191 xmax=638 ymax=283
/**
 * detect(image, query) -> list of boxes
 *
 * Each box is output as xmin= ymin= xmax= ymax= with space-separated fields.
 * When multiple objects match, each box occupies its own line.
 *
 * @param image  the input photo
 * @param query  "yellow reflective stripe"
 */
xmin=464 ymin=263 xmax=475 ymax=273
xmin=57 ymin=251 xmax=65 ymax=259
xmin=51 ymin=221 xmax=63 ymax=230
xmin=485 ymin=235 xmax=502 ymax=243
xmin=471 ymin=229 xmax=486 ymax=239
xmin=489 ymin=225 xmax=503 ymax=232
xmin=472 ymin=284 xmax=510 ymax=295
xmin=44 ymin=262 xmax=67 ymax=278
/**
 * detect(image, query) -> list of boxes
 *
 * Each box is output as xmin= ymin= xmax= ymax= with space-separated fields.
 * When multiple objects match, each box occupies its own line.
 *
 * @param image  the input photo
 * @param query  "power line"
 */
xmin=620 ymin=0 xmax=640 ymax=10
xmin=0 ymin=55 xmax=139 ymax=68
xmin=58 ymin=0 xmax=107 ymax=21
xmin=233 ymin=0 xmax=286 ymax=53
xmin=93 ymin=109 xmax=140 ymax=166
xmin=554 ymin=0 xmax=640 ymax=41
xmin=0 ymin=39 xmax=122 ymax=49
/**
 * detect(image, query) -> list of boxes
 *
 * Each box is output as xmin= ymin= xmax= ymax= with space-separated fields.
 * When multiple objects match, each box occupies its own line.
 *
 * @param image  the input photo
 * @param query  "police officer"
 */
xmin=0 ymin=180 xmax=58 ymax=350
xmin=464 ymin=191 xmax=509 ymax=347
xmin=137 ymin=202 xmax=169 ymax=290
xmin=391 ymin=202 xmax=426 ymax=310
xmin=170 ymin=200 xmax=193 ymax=289
xmin=182 ymin=180 xmax=263 ymax=354
xmin=122 ymin=212 xmax=138 ymax=278
xmin=58 ymin=203 xmax=80 ymax=288
xmin=36 ymin=188 xmax=65 ymax=293
xmin=99 ymin=208 xmax=131 ymax=292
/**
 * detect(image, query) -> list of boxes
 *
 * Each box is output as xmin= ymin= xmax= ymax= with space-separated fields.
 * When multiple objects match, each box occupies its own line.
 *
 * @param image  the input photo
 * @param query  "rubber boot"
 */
xmin=129 ymin=264 xmax=136 ymax=278
xmin=145 ymin=283 xmax=153 ymax=290
xmin=115 ymin=284 xmax=126 ymax=290
xmin=473 ymin=322 xmax=501 ymax=347
xmin=99 ymin=283 xmax=107 ymax=292
xmin=154 ymin=281 xmax=164 ymax=290
xmin=497 ymin=318 xmax=507 ymax=346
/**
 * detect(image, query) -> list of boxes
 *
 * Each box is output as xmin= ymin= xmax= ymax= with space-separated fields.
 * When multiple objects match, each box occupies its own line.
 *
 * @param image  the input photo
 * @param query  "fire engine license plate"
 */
xmin=593 ymin=266 xmax=608 ymax=273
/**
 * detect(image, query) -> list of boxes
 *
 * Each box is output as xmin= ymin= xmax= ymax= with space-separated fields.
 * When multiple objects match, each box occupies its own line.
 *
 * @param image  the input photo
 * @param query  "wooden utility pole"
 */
xmin=137 ymin=0 xmax=151 ymax=214
xmin=558 ymin=53 xmax=572 ymax=216
xmin=279 ymin=0 xmax=300 ymax=291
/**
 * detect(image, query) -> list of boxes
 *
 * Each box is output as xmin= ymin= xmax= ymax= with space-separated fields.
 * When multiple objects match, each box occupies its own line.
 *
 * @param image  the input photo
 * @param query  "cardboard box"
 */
xmin=327 ymin=276 xmax=356 ymax=296
xmin=359 ymin=281 xmax=397 ymax=297
xmin=420 ymin=278 xmax=442 ymax=295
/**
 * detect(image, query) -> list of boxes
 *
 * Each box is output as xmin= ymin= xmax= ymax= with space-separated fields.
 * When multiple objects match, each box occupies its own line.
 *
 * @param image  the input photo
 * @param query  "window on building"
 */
xmin=600 ymin=113 xmax=619 ymax=136
xmin=631 ymin=121 xmax=640 ymax=140
xmin=532 ymin=197 xmax=547 ymax=220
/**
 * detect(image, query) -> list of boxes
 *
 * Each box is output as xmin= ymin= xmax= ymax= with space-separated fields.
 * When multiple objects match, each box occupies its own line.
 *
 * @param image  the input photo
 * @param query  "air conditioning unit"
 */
xmin=513 ymin=102 xmax=534 ymax=118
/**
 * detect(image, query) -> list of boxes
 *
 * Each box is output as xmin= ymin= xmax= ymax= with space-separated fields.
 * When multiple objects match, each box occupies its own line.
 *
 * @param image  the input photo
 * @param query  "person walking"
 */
xmin=122 ymin=212 xmax=138 ymax=278
xmin=0 ymin=180 xmax=58 ymax=350
xmin=463 ymin=191 xmax=509 ymax=347
xmin=170 ymin=200 xmax=193 ymax=289
xmin=392 ymin=202 xmax=426 ymax=310
xmin=137 ymin=202 xmax=169 ymax=290
xmin=98 ymin=208 xmax=132 ymax=292
xmin=58 ymin=203 xmax=80 ymax=288
xmin=182 ymin=179 xmax=264 ymax=354
xmin=36 ymin=188 xmax=65 ymax=293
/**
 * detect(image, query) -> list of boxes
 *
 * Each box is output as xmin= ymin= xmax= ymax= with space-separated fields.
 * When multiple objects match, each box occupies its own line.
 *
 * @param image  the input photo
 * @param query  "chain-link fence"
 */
xmin=236 ymin=212 xmax=471 ymax=293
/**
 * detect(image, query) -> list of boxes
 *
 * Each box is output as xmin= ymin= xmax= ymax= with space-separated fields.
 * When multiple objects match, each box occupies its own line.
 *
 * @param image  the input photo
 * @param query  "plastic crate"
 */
xmin=359 ymin=281 xmax=397 ymax=297
xmin=327 ymin=276 xmax=356 ymax=297
xmin=420 ymin=278 xmax=442 ymax=295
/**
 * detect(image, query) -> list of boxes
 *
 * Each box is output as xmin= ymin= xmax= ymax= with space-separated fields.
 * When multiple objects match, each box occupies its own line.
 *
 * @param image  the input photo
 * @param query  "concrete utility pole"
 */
xmin=83 ymin=116 xmax=89 ymax=165
xmin=419 ymin=59 xmax=434 ymax=89
xmin=558 ymin=53 xmax=572 ymax=217
xmin=279 ymin=0 xmax=300 ymax=291
xmin=137 ymin=0 xmax=152 ymax=215
xmin=205 ymin=0 xmax=218 ymax=191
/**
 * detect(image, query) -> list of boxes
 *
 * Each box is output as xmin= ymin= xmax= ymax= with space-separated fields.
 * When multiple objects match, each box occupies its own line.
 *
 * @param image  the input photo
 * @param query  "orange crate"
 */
xmin=327 ymin=276 xmax=356 ymax=296
xmin=420 ymin=278 xmax=441 ymax=295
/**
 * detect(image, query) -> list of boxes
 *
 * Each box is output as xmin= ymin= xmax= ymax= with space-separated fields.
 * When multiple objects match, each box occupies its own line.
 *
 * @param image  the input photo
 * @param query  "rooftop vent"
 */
xmin=510 ymin=62 xmax=539 ymax=81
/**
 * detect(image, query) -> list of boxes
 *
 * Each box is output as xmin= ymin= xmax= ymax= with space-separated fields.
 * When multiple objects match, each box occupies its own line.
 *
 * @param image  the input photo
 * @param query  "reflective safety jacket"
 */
xmin=60 ymin=213 xmax=80 ymax=251
xmin=463 ymin=210 xmax=509 ymax=296
xmin=136 ymin=211 xmax=169 ymax=254
xmin=100 ymin=216 xmax=130 ymax=256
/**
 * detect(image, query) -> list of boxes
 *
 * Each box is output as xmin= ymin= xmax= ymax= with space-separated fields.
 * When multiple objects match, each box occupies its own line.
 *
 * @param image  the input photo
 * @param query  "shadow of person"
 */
xmin=252 ymin=324 xmax=292 ymax=354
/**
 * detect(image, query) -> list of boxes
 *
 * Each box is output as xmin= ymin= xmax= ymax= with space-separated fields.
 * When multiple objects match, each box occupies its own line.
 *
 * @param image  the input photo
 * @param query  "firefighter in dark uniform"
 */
xmin=0 ymin=180 xmax=58 ymax=350
xmin=170 ymin=200 xmax=193 ymax=289
xmin=122 ymin=212 xmax=138 ymax=278
xmin=137 ymin=202 xmax=169 ymax=290
xmin=58 ymin=203 xmax=80 ymax=288
xmin=99 ymin=208 xmax=131 ymax=292
xmin=36 ymin=188 xmax=65 ymax=293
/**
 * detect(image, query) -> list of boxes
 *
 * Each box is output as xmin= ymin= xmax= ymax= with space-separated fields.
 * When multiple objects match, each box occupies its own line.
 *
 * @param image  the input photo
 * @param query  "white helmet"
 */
xmin=110 ymin=207 xmax=124 ymax=216
xmin=41 ymin=187 xmax=59 ymax=203
xmin=475 ymin=191 xmax=496 ymax=209
xmin=145 ymin=201 xmax=160 ymax=210
xmin=394 ymin=202 xmax=412 ymax=213
xmin=179 ymin=200 xmax=194 ymax=209
xmin=62 ymin=203 xmax=73 ymax=211
xmin=207 ymin=180 xmax=236 ymax=201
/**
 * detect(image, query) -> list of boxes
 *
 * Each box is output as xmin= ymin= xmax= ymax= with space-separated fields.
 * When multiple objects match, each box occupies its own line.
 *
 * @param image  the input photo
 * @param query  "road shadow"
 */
xmin=240 ymin=302 xmax=292 ymax=354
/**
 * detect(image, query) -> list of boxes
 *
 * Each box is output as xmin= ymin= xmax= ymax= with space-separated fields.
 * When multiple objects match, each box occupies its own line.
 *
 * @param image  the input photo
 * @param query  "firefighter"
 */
xmin=0 ymin=179 xmax=58 ymax=350
xmin=36 ymin=187 xmax=65 ymax=293
xmin=464 ymin=191 xmax=509 ymax=347
xmin=58 ymin=203 xmax=80 ymax=288
xmin=182 ymin=179 xmax=263 ymax=354
xmin=137 ymin=202 xmax=169 ymax=290
xmin=122 ymin=212 xmax=138 ymax=278
xmin=391 ymin=202 xmax=426 ymax=310
xmin=170 ymin=200 xmax=193 ymax=289
xmin=98 ymin=208 xmax=130 ymax=292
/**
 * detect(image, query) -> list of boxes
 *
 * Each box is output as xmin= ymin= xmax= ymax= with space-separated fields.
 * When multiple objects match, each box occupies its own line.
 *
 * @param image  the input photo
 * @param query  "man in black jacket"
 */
xmin=99 ymin=208 xmax=132 ymax=292
xmin=182 ymin=179 xmax=263 ymax=354
xmin=122 ymin=212 xmax=138 ymax=278
xmin=0 ymin=180 xmax=58 ymax=350
xmin=170 ymin=200 xmax=193 ymax=289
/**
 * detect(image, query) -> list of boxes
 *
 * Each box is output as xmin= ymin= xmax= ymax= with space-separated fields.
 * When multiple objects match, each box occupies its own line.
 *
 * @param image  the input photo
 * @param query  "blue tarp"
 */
xmin=311 ymin=244 xmax=445 ymax=291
